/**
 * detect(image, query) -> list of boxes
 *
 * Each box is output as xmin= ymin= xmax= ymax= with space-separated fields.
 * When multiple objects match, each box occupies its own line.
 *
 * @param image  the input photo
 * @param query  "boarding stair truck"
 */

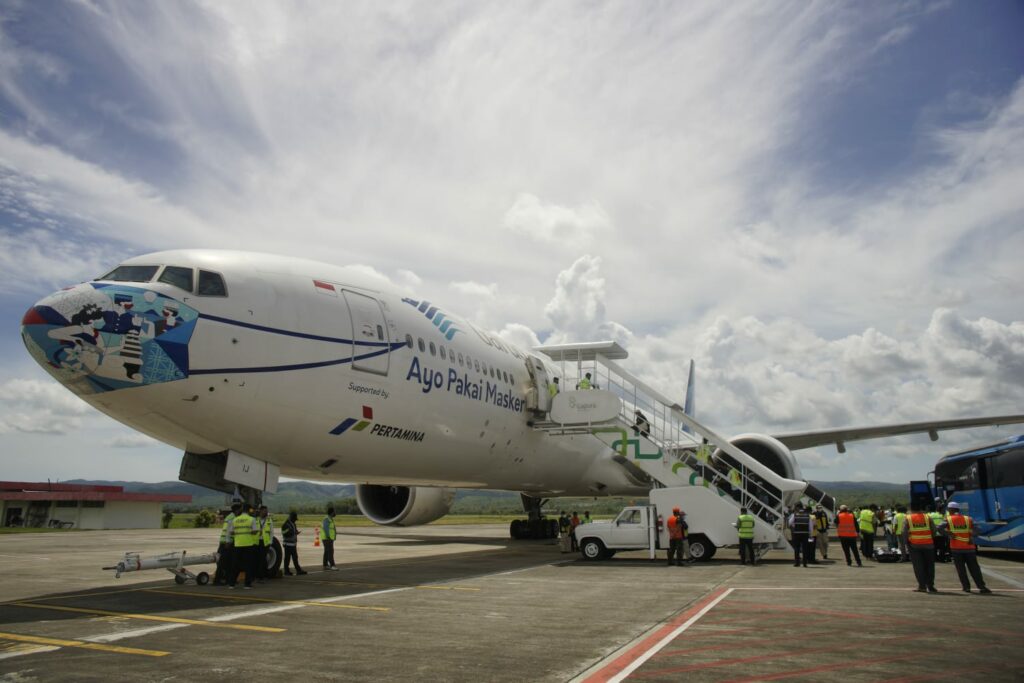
xmin=575 ymin=487 xmax=785 ymax=561
xmin=530 ymin=342 xmax=809 ymax=561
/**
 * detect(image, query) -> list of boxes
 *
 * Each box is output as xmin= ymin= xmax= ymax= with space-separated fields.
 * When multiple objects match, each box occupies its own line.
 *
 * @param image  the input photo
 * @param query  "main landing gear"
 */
xmin=509 ymin=494 xmax=559 ymax=540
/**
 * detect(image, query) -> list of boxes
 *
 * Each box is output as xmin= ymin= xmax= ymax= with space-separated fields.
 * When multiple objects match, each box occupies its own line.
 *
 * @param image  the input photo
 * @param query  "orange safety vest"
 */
xmin=667 ymin=515 xmax=685 ymax=540
xmin=907 ymin=513 xmax=933 ymax=547
xmin=836 ymin=512 xmax=858 ymax=538
xmin=947 ymin=513 xmax=975 ymax=552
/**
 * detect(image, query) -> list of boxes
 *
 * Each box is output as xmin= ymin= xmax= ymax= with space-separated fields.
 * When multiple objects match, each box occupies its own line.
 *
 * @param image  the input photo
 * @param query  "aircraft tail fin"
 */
xmin=683 ymin=359 xmax=695 ymax=418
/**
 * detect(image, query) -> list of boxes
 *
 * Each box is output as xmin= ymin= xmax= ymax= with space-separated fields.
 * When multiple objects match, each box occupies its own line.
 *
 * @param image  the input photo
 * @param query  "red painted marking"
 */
xmin=21 ymin=308 xmax=47 ymax=325
xmin=362 ymin=405 xmax=373 ymax=420
xmin=581 ymin=587 xmax=730 ymax=683
xmin=314 ymin=280 xmax=335 ymax=291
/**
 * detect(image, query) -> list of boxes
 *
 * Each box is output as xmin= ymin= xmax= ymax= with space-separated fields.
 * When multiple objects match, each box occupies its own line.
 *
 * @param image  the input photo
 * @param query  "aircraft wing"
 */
xmin=773 ymin=414 xmax=1024 ymax=453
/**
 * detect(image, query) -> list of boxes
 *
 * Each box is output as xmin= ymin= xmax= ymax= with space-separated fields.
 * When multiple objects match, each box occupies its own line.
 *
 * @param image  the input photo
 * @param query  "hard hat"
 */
xmin=672 ymin=507 xmax=681 ymax=513
xmin=946 ymin=501 xmax=960 ymax=509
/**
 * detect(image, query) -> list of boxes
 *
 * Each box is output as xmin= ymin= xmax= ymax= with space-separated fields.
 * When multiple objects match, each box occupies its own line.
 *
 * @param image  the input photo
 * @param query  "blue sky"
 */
xmin=1 ymin=1 xmax=1022 ymax=485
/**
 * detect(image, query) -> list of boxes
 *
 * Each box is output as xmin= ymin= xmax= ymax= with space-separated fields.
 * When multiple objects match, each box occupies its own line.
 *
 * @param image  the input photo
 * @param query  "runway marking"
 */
xmin=10 ymin=602 xmax=285 ymax=632
xmin=980 ymin=566 xmax=1024 ymax=589
xmin=86 ymin=624 xmax=186 ymax=643
xmin=578 ymin=586 xmax=734 ymax=683
xmin=0 ymin=643 xmax=61 ymax=659
xmin=143 ymin=589 xmax=391 ymax=611
xmin=0 ymin=631 xmax=169 ymax=657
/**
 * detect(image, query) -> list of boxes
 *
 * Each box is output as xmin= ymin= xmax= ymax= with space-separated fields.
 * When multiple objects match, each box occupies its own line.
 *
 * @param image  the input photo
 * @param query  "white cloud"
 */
xmin=543 ymin=255 xmax=631 ymax=345
xmin=502 ymin=193 xmax=611 ymax=244
xmin=0 ymin=378 xmax=95 ymax=435
xmin=109 ymin=433 xmax=159 ymax=449
xmin=449 ymin=280 xmax=498 ymax=298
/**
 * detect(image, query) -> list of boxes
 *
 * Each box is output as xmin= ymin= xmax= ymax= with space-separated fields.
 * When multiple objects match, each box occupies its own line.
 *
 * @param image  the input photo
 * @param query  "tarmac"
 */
xmin=0 ymin=525 xmax=1021 ymax=682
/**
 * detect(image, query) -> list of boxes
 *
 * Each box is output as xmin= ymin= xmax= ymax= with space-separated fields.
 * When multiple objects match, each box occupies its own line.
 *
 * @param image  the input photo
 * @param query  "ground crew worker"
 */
xmin=893 ymin=505 xmax=910 ymax=562
xmin=836 ymin=505 xmax=862 ymax=566
xmin=666 ymin=507 xmax=689 ymax=566
xmin=859 ymin=504 xmax=878 ymax=560
xmin=548 ymin=377 xmax=560 ymax=398
xmin=558 ymin=511 xmax=571 ymax=553
xmin=735 ymin=507 xmax=756 ymax=565
xmin=728 ymin=466 xmax=743 ymax=503
xmin=929 ymin=505 xmax=950 ymax=563
xmin=905 ymin=503 xmax=937 ymax=593
xmin=577 ymin=372 xmax=592 ymax=389
xmin=322 ymin=506 xmax=338 ymax=570
xmin=583 ymin=511 xmax=593 ymax=525
xmin=214 ymin=502 xmax=241 ymax=585
xmin=570 ymin=511 xmax=580 ymax=551
xmin=944 ymin=502 xmax=991 ymax=594
xmin=695 ymin=441 xmax=712 ymax=485
xmin=282 ymin=511 xmax=307 ymax=575
xmin=255 ymin=505 xmax=273 ymax=582
xmin=789 ymin=504 xmax=814 ymax=567
xmin=228 ymin=505 xmax=258 ymax=589
xmin=813 ymin=505 xmax=829 ymax=560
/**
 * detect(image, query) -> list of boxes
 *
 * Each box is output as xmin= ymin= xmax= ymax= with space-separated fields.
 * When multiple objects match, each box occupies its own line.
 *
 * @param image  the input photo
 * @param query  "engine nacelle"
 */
xmin=355 ymin=484 xmax=455 ymax=526
xmin=723 ymin=433 xmax=803 ymax=482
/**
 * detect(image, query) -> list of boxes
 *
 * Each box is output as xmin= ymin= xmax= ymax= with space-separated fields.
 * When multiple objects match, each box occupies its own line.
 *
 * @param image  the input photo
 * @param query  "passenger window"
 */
xmin=440 ymin=346 xmax=446 ymax=360
xmin=158 ymin=266 xmax=194 ymax=292
xmin=98 ymin=265 xmax=159 ymax=282
xmin=458 ymin=353 xmax=464 ymax=366
xmin=197 ymin=270 xmax=227 ymax=296
xmin=429 ymin=342 xmax=436 ymax=356
xmin=503 ymin=371 xmax=509 ymax=383
xmin=418 ymin=338 xmax=425 ymax=352
xmin=474 ymin=360 xmax=480 ymax=372
xmin=405 ymin=334 xmax=413 ymax=349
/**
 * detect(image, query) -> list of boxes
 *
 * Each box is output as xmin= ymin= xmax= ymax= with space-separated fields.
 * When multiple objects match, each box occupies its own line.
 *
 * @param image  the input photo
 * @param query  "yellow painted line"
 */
xmin=11 ymin=602 xmax=284 ymax=633
xmin=300 ymin=578 xmax=480 ymax=592
xmin=0 ymin=631 xmax=169 ymax=657
xmin=143 ymin=589 xmax=390 ymax=612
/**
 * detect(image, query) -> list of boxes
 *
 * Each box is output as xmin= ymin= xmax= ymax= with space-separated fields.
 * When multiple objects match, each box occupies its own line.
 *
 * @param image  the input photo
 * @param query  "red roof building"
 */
xmin=1 ymin=481 xmax=192 ymax=530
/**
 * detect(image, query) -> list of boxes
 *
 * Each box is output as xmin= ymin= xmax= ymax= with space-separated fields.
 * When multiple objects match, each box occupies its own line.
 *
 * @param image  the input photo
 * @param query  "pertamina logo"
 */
xmin=401 ymin=298 xmax=461 ymax=341
xmin=329 ymin=405 xmax=425 ymax=442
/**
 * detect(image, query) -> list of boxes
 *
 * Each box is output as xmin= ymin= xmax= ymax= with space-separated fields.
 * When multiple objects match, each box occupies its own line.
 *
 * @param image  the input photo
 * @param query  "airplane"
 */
xmin=20 ymin=249 xmax=1024 ymax=542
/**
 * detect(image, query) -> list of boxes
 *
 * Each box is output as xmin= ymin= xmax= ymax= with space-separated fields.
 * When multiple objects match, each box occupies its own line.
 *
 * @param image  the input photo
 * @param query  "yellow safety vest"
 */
xmin=323 ymin=515 xmax=337 ymax=541
xmin=220 ymin=512 xmax=235 ymax=543
xmin=232 ymin=513 xmax=257 ymax=548
xmin=947 ymin=514 xmax=975 ymax=551
xmin=928 ymin=512 xmax=943 ymax=533
xmin=858 ymin=510 xmax=875 ymax=533
xmin=907 ymin=513 xmax=933 ymax=547
xmin=695 ymin=446 xmax=711 ymax=464
xmin=893 ymin=512 xmax=907 ymax=535
xmin=578 ymin=377 xmax=591 ymax=389
xmin=548 ymin=383 xmax=558 ymax=397
xmin=258 ymin=517 xmax=273 ymax=545
xmin=737 ymin=514 xmax=755 ymax=539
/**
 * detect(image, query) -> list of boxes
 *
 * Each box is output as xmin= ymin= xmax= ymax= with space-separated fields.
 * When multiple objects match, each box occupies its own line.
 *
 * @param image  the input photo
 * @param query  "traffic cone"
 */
xmin=314 ymin=527 xmax=320 ymax=547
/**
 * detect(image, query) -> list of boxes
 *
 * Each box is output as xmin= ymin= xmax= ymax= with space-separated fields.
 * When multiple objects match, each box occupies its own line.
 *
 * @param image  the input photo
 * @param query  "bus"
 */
xmin=931 ymin=434 xmax=1024 ymax=550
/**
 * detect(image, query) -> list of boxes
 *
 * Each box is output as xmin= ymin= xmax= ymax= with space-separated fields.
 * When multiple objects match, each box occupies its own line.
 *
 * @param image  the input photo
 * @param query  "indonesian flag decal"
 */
xmin=314 ymin=280 xmax=337 ymax=296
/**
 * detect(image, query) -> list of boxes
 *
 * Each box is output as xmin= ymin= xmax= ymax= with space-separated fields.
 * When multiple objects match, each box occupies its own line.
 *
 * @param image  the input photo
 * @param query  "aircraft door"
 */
xmin=343 ymin=290 xmax=390 ymax=375
xmin=525 ymin=354 xmax=551 ymax=413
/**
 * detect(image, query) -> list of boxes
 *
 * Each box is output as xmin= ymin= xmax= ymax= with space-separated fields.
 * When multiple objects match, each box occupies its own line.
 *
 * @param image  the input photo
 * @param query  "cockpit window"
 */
xmin=158 ymin=266 xmax=194 ymax=292
xmin=197 ymin=270 xmax=227 ymax=296
xmin=98 ymin=265 xmax=159 ymax=282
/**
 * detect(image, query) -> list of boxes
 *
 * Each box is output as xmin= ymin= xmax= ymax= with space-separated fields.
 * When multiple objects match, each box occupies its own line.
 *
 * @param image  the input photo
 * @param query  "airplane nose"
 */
xmin=21 ymin=283 xmax=200 ymax=395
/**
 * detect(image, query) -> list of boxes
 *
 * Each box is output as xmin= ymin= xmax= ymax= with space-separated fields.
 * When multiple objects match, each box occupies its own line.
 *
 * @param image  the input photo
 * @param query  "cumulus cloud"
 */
xmin=0 ymin=378 xmax=94 ymax=435
xmin=543 ymin=255 xmax=631 ymax=345
xmin=109 ymin=433 xmax=159 ymax=449
xmin=502 ymin=193 xmax=611 ymax=244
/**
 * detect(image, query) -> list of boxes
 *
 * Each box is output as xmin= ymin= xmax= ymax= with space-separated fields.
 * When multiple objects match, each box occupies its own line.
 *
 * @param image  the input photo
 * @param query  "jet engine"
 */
xmin=355 ymin=484 xmax=455 ymax=526
xmin=720 ymin=433 xmax=803 ymax=481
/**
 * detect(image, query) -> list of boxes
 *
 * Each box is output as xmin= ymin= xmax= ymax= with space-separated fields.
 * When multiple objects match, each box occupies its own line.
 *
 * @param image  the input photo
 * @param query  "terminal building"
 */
xmin=1 ymin=481 xmax=191 ymax=530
